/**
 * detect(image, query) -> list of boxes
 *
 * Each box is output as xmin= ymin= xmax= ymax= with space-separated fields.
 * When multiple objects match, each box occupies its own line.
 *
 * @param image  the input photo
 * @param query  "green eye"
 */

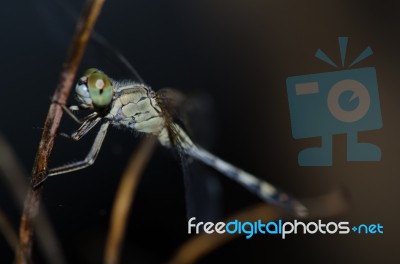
xmin=85 ymin=69 xmax=113 ymax=108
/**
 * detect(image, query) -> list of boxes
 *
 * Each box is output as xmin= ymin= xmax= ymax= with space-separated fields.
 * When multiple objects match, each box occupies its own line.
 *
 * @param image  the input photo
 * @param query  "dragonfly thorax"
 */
xmin=106 ymin=82 xmax=166 ymax=135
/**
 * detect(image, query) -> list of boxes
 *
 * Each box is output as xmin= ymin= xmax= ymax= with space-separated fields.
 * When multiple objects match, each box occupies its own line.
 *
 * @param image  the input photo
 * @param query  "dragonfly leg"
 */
xmin=48 ymin=121 xmax=110 ymax=176
xmin=53 ymin=99 xmax=93 ymax=124
xmin=70 ymin=116 xmax=101 ymax=141
xmin=61 ymin=104 xmax=83 ymax=124
xmin=57 ymin=112 xmax=99 ymax=140
xmin=61 ymin=104 xmax=98 ymax=125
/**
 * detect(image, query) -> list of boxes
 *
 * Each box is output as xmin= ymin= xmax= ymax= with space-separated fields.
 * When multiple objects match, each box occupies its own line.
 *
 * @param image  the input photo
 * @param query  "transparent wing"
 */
xmin=180 ymin=156 xmax=222 ymax=222
xmin=159 ymin=93 xmax=307 ymax=217
xmin=158 ymin=90 xmax=223 ymax=221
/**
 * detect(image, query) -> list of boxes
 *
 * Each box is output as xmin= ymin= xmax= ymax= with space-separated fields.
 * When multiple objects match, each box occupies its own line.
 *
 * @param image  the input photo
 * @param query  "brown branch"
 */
xmin=16 ymin=0 xmax=106 ymax=263
xmin=104 ymin=136 xmax=158 ymax=264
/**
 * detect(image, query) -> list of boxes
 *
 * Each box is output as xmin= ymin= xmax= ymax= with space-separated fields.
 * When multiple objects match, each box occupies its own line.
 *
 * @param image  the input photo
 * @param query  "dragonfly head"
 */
xmin=75 ymin=68 xmax=113 ymax=109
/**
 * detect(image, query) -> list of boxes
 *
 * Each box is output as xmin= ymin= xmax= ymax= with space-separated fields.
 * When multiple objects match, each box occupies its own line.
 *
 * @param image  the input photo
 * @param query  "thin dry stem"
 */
xmin=0 ymin=132 xmax=65 ymax=263
xmin=169 ymin=204 xmax=283 ymax=264
xmin=169 ymin=188 xmax=350 ymax=264
xmin=0 ymin=132 xmax=29 ymax=205
xmin=16 ymin=0 xmax=106 ymax=263
xmin=104 ymin=136 xmax=158 ymax=264
xmin=0 ymin=208 xmax=18 ymax=251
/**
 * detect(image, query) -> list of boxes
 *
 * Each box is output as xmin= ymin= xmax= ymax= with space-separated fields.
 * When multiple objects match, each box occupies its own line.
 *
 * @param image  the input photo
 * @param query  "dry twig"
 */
xmin=169 ymin=204 xmax=284 ymax=264
xmin=0 ymin=132 xmax=65 ymax=263
xmin=0 ymin=208 xmax=18 ymax=251
xmin=16 ymin=0 xmax=106 ymax=263
xmin=169 ymin=188 xmax=350 ymax=264
xmin=0 ymin=132 xmax=28 ymax=205
xmin=104 ymin=136 xmax=158 ymax=264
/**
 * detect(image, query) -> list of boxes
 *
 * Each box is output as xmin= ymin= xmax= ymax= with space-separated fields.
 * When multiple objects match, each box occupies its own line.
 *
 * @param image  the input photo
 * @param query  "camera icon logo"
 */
xmin=286 ymin=37 xmax=382 ymax=166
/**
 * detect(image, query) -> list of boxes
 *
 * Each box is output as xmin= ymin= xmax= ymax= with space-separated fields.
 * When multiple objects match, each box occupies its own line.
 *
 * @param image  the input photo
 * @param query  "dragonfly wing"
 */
xmin=180 ymin=156 xmax=222 ymax=222
xmin=159 ymin=90 xmax=223 ymax=221
xmin=181 ymin=93 xmax=223 ymax=222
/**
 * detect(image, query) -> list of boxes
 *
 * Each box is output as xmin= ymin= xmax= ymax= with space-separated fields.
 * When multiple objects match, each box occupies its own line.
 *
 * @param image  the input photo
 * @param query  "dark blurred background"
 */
xmin=0 ymin=0 xmax=399 ymax=263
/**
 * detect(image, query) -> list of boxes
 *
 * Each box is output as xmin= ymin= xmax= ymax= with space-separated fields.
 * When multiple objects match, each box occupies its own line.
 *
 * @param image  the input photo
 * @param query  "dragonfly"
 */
xmin=44 ymin=64 xmax=307 ymax=217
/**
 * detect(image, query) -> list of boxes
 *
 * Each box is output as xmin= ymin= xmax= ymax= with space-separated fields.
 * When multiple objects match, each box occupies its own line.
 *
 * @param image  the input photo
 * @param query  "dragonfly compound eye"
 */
xmin=86 ymin=69 xmax=113 ymax=108
xmin=75 ymin=75 xmax=92 ymax=107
